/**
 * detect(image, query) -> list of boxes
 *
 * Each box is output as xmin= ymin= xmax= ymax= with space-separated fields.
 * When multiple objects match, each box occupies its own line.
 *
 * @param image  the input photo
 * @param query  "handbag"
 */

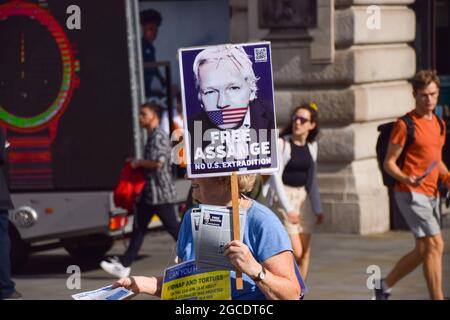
xmin=113 ymin=161 xmax=145 ymax=212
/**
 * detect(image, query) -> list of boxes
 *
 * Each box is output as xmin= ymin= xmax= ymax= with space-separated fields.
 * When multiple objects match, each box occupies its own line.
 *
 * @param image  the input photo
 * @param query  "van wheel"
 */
xmin=9 ymin=223 xmax=30 ymax=273
xmin=63 ymin=235 xmax=114 ymax=262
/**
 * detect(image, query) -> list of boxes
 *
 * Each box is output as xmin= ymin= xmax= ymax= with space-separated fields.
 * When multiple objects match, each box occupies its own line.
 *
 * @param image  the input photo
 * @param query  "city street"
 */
xmin=2 ymin=0 xmax=450 ymax=305
xmin=12 ymin=224 xmax=450 ymax=300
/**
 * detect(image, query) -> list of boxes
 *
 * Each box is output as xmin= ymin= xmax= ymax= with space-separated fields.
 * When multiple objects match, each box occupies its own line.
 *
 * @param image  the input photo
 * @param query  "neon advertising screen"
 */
xmin=0 ymin=0 xmax=135 ymax=191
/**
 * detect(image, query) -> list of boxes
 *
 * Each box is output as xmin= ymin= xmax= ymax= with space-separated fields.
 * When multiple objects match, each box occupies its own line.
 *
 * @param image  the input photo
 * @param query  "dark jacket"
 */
xmin=0 ymin=131 xmax=13 ymax=210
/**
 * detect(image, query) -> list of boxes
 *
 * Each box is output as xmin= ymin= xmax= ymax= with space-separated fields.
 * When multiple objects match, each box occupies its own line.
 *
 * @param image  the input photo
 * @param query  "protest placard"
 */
xmin=178 ymin=42 xmax=278 ymax=178
xmin=161 ymin=260 xmax=231 ymax=300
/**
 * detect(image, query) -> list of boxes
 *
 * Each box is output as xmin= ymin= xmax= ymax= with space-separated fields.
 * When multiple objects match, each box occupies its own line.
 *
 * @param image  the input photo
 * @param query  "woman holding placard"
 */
xmin=112 ymin=174 xmax=302 ymax=300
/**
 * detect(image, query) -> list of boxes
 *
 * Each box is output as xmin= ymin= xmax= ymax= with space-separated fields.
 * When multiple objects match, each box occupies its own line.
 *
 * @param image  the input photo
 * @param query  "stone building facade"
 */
xmin=229 ymin=0 xmax=417 ymax=234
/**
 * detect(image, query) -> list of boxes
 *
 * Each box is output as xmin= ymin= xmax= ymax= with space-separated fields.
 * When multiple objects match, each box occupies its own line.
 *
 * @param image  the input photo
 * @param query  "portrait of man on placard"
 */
xmin=179 ymin=42 xmax=278 ymax=177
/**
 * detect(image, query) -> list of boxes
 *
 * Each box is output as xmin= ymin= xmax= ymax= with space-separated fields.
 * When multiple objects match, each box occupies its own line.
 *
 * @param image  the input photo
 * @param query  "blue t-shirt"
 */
xmin=176 ymin=201 xmax=293 ymax=300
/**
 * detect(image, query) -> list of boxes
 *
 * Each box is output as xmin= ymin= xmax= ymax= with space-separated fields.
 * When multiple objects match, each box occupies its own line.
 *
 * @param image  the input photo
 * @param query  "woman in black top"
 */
xmin=265 ymin=103 xmax=324 ymax=279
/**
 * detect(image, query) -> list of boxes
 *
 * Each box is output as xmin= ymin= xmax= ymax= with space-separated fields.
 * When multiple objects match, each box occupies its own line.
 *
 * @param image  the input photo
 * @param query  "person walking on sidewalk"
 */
xmin=0 ymin=130 xmax=22 ymax=300
xmin=100 ymin=103 xmax=179 ymax=278
xmin=376 ymin=70 xmax=450 ymax=300
xmin=263 ymin=103 xmax=324 ymax=280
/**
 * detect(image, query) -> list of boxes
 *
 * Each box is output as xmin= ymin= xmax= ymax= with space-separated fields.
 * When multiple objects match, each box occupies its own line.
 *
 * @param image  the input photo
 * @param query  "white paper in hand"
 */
xmin=195 ymin=205 xmax=246 ymax=271
xmin=417 ymin=160 xmax=439 ymax=180
xmin=191 ymin=207 xmax=202 ymax=253
xmin=71 ymin=285 xmax=134 ymax=300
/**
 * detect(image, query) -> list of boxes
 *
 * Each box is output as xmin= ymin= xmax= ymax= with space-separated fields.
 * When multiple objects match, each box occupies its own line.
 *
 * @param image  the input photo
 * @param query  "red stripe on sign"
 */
xmin=223 ymin=107 xmax=247 ymax=114
xmin=224 ymin=113 xmax=246 ymax=118
xmin=223 ymin=117 xmax=245 ymax=122
xmin=224 ymin=111 xmax=246 ymax=117
xmin=223 ymin=113 xmax=247 ymax=119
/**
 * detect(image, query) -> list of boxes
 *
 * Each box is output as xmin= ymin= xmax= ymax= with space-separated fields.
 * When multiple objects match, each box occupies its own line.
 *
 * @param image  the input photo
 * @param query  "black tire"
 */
xmin=63 ymin=234 xmax=114 ymax=262
xmin=8 ymin=223 xmax=30 ymax=273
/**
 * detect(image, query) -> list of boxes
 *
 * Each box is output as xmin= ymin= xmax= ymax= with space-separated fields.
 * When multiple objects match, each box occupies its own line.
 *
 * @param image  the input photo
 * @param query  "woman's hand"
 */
xmin=112 ymin=276 xmax=158 ymax=296
xmin=224 ymin=240 xmax=261 ymax=279
xmin=316 ymin=213 xmax=325 ymax=225
xmin=286 ymin=211 xmax=300 ymax=225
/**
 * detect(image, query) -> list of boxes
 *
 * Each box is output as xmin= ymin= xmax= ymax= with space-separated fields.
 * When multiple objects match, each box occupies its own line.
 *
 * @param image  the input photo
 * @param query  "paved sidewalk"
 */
xmin=12 ymin=224 xmax=449 ymax=300
xmin=305 ymin=228 xmax=449 ymax=300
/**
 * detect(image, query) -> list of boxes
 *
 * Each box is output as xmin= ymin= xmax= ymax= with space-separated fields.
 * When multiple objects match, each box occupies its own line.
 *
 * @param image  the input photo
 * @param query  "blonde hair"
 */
xmin=215 ymin=174 xmax=256 ymax=193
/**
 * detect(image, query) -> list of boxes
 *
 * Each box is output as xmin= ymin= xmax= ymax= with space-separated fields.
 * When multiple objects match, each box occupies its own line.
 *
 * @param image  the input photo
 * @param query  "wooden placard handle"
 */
xmin=230 ymin=172 xmax=243 ymax=290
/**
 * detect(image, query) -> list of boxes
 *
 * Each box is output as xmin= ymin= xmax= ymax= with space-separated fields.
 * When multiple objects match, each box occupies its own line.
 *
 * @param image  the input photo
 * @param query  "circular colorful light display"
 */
xmin=0 ymin=0 xmax=79 ymax=132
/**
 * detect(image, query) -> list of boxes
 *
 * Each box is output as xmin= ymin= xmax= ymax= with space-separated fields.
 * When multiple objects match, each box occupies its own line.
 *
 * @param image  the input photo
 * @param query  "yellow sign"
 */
xmin=162 ymin=271 xmax=231 ymax=300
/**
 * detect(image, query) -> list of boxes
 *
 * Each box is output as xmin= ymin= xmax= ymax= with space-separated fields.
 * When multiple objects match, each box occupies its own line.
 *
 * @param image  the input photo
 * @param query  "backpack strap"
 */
xmin=434 ymin=114 xmax=445 ymax=136
xmin=400 ymin=114 xmax=415 ymax=148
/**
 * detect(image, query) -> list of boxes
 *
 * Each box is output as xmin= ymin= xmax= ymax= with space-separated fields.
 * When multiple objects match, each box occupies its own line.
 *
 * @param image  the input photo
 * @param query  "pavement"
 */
xmin=12 ymin=217 xmax=450 ymax=300
xmin=306 ymin=228 xmax=450 ymax=300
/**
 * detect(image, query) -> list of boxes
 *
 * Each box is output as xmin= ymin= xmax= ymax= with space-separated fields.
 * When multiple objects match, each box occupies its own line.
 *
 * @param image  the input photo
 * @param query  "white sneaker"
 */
xmin=100 ymin=259 xmax=131 ymax=278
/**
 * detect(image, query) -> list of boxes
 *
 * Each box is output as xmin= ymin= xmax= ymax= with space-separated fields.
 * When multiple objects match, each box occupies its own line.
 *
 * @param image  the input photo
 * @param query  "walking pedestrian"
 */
xmin=376 ymin=70 xmax=450 ymax=300
xmin=263 ymin=103 xmax=324 ymax=279
xmin=0 ymin=130 xmax=22 ymax=300
xmin=100 ymin=103 xmax=179 ymax=278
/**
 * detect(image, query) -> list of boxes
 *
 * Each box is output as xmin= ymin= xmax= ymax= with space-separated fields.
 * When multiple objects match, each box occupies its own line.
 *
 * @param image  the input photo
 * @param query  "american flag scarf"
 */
xmin=206 ymin=107 xmax=248 ymax=127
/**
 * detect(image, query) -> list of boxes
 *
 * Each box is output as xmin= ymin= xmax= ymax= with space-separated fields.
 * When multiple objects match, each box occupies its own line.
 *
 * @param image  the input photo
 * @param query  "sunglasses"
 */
xmin=292 ymin=115 xmax=311 ymax=124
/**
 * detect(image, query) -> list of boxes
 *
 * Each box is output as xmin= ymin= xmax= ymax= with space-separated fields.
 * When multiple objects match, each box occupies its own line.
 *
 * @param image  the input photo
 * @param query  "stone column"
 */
xmin=229 ymin=0 xmax=416 ymax=234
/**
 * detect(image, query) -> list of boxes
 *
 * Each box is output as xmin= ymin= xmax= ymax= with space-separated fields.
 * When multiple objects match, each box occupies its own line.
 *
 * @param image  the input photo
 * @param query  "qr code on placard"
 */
xmin=254 ymin=47 xmax=267 ymax=62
